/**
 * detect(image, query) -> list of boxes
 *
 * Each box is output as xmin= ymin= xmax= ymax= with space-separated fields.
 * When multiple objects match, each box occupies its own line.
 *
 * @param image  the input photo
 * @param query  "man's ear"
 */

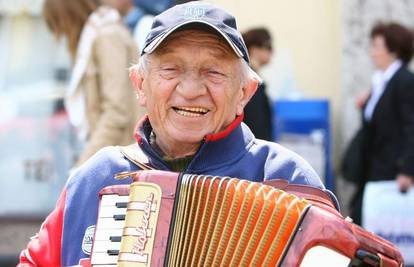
xmin=129 ymin=65 xmax=147 ymax=106
xmin=236 ymin=79 xmax=259 ymax=115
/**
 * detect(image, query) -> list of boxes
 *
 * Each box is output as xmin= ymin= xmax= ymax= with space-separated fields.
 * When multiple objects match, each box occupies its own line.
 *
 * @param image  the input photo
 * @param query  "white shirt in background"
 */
xmin=364 ymin=60 xmax=402 ymax=121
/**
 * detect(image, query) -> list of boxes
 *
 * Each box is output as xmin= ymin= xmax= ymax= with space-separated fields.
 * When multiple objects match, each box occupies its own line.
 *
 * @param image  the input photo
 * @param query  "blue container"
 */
xmin=272 ymin=99 xmax=334 ymax=190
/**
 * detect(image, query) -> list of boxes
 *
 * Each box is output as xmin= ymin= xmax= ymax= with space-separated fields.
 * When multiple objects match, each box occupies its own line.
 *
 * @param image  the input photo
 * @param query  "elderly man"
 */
xmin=19 ymin=2 xmax=334 ymax=266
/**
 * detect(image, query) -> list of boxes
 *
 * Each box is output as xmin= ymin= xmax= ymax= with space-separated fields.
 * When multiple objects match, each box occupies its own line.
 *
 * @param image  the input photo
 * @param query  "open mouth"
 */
xmin=173 ymin=106 xmax=209 ymax=117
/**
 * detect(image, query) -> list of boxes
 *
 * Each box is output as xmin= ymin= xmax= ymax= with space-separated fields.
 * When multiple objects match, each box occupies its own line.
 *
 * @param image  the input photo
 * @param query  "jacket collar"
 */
xmin=134 ymin=114 xmax=254 ymax=172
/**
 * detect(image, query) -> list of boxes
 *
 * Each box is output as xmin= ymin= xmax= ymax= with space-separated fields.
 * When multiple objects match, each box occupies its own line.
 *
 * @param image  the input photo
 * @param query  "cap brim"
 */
xmin=143 ymin=20 xmax=244 ymax=58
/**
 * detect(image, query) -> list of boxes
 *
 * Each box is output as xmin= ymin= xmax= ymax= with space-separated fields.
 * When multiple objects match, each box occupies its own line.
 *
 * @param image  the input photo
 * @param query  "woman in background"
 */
xmin=43 ymin=0 xmax=145 ymax=165
xmin=350 ymin=22 xmax=414 ymax=225
xmin=242 ymin=27 xmax=274 ymax=141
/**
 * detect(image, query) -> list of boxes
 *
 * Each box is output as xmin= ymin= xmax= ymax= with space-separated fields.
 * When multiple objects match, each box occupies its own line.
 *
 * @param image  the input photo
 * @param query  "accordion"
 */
xmin=85 ymin=170 xmax=403 ymax=267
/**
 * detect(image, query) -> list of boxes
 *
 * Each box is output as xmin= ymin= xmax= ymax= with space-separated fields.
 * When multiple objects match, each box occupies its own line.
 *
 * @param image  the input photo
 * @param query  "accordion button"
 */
xmin=107 ymin=249 xmax=119 ymax=256
xmin=110 ymin=236 xmax=122 ymax=242
xmin=113 ymin=214 xmax=126 ymax=221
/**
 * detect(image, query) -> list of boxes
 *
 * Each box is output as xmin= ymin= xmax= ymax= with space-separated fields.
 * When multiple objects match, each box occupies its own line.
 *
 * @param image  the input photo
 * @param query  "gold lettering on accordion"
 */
xmin=118 ymin=182 xmax=162 ymax=267
xmin=132 ymin=192 xmax=153 ymax=256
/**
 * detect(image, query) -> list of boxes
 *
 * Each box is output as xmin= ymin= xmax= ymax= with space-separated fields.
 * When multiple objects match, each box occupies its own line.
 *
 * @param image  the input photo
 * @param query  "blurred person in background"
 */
xmin=350 ymin=22 xmax=414 ymax=225
xmin=43 ymin=0 xmax=145 ymax=166
xmin=100 ymin=0 xmax=140 ymax=32
xmin=103 ymin=0 xmax=186 ymax=52
xmin=101 ymin=0 xmax=155 ymax=51
xmin=242 ymin=27 xmax=274 ymax=141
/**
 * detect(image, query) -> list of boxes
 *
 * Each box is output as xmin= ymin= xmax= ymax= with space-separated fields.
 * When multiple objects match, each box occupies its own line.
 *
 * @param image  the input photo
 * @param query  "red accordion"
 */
xmin=84 ymin=170 xmax=403 ymax=267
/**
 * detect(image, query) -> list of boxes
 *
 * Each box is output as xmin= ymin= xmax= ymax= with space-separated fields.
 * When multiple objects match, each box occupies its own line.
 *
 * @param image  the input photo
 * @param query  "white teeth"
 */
xmin=174 ymin=107 xmax=209 ymax=117
xmin=177 ymin=107 xmax=209 ymax=113
xmin=175 ymin=109 xmax=202 ymax=117
xmin=174 ymin=106 xmax=209 ymax=117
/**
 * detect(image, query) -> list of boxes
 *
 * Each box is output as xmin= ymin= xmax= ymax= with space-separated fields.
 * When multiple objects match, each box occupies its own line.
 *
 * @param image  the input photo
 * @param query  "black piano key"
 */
xmin=107 ymin=249 xmax=119 ymax=256
xmin=116 ymin=202 xmax=127 ymax=208
xmin=110 ymin=236 xmax=122 ymax=242
xmin=113 ymin=214 xmax=126 ymax=220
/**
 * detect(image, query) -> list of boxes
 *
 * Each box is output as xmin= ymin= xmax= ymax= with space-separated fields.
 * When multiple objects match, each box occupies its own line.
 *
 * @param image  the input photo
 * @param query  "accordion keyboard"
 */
xmin=91 ymin=193 xmax=129 ymax=265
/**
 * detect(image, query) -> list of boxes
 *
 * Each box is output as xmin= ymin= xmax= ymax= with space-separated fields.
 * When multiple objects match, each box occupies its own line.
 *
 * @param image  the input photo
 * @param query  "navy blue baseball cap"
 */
xmin=141 ymin=1 xmax=250 ymax=63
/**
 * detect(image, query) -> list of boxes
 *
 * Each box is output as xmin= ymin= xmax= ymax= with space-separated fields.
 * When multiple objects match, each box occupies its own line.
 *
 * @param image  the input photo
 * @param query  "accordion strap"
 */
xmin=263 ymin=179 xmax=338 ymax=211
xmin=118 ymin=144 xmax=155 ymax=170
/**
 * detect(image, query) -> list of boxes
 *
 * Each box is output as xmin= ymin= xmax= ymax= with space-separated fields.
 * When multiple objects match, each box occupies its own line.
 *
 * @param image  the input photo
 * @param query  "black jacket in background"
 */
xmin=244 ymin=83 xmax=273 ymax=141
xmin=364 ymin=65 xmax=414 ymax=181
xmin=349 ymin=65 xmax=414 ymax=225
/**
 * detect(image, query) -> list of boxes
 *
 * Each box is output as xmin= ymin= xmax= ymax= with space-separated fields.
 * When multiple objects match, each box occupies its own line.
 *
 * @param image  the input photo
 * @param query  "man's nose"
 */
xmin=176 ymin=71 xmax=207 ymax=99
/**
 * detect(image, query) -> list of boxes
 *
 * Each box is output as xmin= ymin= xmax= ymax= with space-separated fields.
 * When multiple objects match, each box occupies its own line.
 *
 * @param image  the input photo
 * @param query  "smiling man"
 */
xmin=19 ymin=2 xmax=336 ymax=266
xmin=132 ymin=28 xmax=257 ymax=161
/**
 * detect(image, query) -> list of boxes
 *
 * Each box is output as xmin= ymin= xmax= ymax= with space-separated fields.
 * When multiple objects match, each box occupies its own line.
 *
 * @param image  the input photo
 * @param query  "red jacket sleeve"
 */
xmin=18 ymin=187 xmax=67 ymax=267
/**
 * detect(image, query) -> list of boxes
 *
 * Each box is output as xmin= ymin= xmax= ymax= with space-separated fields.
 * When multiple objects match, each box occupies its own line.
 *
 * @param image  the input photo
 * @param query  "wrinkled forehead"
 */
xmin=153 ymin=28 xmax=237 ymax=59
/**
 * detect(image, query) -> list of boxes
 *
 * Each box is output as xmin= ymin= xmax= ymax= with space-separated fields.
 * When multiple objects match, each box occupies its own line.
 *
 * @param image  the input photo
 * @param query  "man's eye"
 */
xmin=160 ymin=67 xmax=179 ymax=78
xmin=207 ymin=70 xmax=226 ymax=78
xmin=206 ymin=70 xmax=227 ymax=82
xmin=161 ymin=67 xmax=177 ymax=72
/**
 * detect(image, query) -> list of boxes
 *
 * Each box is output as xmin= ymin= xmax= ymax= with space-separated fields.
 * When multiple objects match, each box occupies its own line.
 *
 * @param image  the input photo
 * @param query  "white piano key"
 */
xmin=90 ymin=252 xmax=118 ymax=265
xmin=94 ymin=228 xmax=123 ymax=241
xmin=96 ymin=217 xmax=125 ymax=229
xmin=100 ymin=195 xmax=129 ymax=206
xmin=91 ymin=240 xmax=121 ymax=253
xmin=97 ymin=206 xmax=127 ymax=218
xmin=100 ymin=195 xmax=157 ymax=211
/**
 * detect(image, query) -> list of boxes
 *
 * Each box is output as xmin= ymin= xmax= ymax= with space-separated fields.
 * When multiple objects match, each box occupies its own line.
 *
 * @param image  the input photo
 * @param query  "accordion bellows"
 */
xmin=89 ymin=170 xmax=403 ymax=267
xmin=167 ymin=175 xmax=308 ymax=267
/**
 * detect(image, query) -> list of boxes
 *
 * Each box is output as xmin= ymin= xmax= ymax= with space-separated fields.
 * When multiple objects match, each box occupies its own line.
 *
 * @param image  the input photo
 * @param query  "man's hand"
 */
xmin=396 ymin=173 xmax=414 ymax=193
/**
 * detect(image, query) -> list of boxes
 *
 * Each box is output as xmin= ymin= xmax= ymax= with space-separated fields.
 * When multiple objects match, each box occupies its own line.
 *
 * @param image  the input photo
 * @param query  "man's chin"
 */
xmin=176 ymin=134 xmax=205 ymax=144
xmin=170 ymin=130 xmax=207 ymax=144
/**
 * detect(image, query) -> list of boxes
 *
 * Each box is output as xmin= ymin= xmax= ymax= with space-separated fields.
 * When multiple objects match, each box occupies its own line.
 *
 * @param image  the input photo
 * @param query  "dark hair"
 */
xmin=242 ymin=27 xmax=272 ymax=51
xmin=371 ymin=22 xmax=414 ymax=64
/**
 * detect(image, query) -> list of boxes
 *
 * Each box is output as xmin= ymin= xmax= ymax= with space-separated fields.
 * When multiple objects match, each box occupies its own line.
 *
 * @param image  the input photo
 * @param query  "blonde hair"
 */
xmin=43 ymin=0 xmax=98 ymax=59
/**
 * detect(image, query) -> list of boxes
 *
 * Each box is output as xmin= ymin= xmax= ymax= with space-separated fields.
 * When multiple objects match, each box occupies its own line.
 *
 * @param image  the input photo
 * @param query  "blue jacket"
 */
xmin=19 ymin=115 xmax=332 ymax=266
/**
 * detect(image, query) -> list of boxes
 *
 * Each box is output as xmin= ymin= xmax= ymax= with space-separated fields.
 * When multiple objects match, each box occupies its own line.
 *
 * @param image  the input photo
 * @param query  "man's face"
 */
xmin=137 ymin=30 xmax=253 ymax=155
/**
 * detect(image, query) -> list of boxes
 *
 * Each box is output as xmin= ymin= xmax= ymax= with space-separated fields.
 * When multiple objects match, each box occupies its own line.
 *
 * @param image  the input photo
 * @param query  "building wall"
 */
xmin=0 ymin=3 xmax=71 ymax=262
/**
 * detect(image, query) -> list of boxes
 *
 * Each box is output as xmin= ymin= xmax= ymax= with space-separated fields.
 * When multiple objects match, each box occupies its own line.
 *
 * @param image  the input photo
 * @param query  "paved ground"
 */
xmin=0 ymin=220 xmax=42 ymax=266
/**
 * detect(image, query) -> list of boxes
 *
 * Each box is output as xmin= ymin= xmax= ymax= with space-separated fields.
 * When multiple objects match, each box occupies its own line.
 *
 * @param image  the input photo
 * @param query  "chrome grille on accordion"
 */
xmin=88 ymin=170 xmax=403 ymax=267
